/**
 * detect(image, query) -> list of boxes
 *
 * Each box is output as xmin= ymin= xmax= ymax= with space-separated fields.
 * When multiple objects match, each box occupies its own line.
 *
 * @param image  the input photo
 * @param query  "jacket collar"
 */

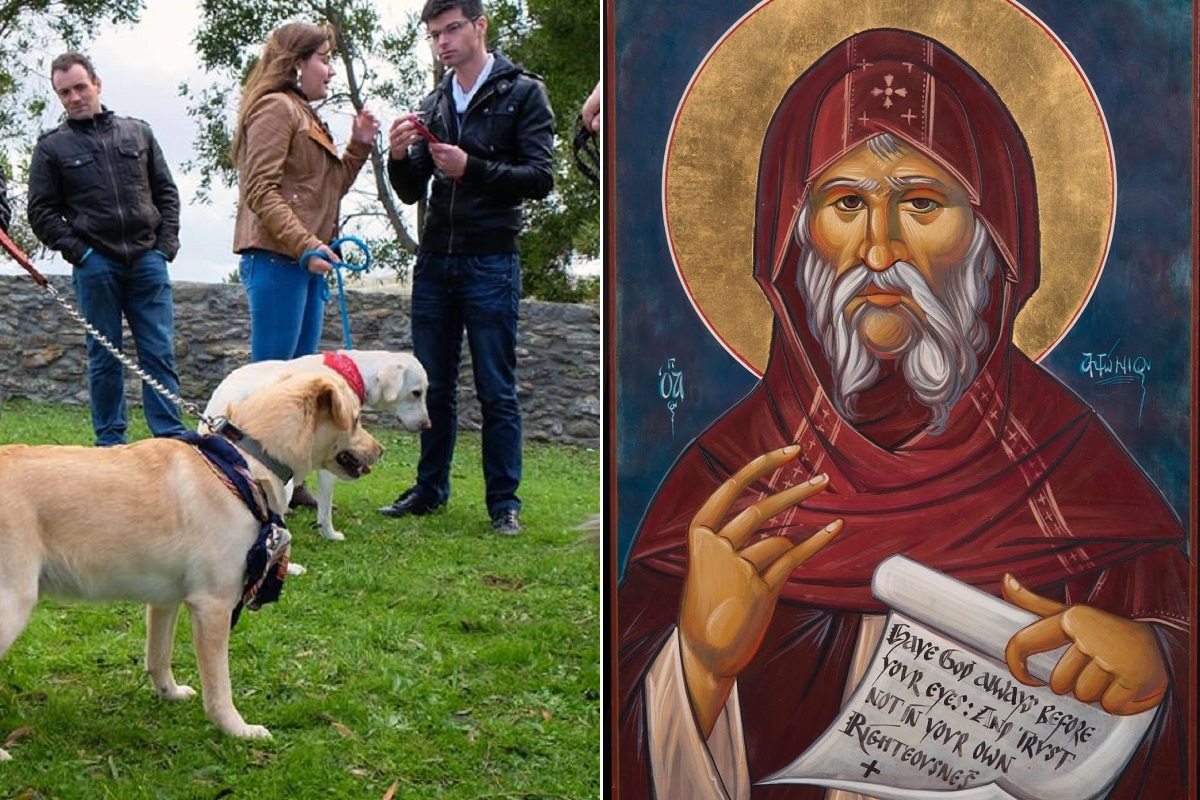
xmin=64 ymin=107 xmax=114 ymax=132
xmin=438 ymin=50 xmax=521 ymax=100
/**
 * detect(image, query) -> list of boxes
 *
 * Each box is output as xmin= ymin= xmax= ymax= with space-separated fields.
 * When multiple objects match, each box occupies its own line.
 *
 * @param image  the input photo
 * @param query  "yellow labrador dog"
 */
xmin=205 ymin=350 xmax=429 ymax=541
xmin=0 ymin=374 xmax=382 ymax=760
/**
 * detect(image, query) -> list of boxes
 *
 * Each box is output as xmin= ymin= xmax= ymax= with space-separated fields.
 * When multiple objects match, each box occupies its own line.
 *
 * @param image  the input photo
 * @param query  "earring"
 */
xmin=295 ymin=69 xmax=302 ymax=84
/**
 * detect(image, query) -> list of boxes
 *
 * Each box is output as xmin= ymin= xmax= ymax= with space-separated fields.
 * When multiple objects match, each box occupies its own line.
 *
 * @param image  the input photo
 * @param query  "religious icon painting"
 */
xmin=606 ymin=1 xmax=1196 ymax=798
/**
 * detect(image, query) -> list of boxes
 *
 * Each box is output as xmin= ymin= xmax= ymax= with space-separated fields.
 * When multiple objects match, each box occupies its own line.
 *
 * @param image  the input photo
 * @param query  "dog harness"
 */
xmin=179 ymin=432 xmax=290 ymax=628
xmin=322 ymin=351 xmax=366 ymax=403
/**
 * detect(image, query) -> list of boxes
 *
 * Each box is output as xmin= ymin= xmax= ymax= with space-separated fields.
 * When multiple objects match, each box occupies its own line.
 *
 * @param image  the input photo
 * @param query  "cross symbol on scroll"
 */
xmin=860 ymin=760 xmax=881 ymax=779
xmin=871 ymin=74 xmax=908 ymax=108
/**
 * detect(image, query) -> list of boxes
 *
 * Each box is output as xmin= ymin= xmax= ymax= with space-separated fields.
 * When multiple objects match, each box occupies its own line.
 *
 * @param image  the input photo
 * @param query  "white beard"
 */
xmin=794 ymin=206 xmax=997 ymax=434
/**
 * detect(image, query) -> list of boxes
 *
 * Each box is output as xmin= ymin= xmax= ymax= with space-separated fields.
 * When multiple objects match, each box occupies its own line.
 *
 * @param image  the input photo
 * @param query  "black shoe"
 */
xmin=491 ymin=509 xmax=522 ymax=535
xmin=378 ymin=487 xmax=443 ymax=518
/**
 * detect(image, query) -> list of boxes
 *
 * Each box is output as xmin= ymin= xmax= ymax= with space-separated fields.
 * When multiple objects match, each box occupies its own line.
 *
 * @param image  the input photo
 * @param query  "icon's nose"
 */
xmin=857 ymin=206 xmax=910 ymax=271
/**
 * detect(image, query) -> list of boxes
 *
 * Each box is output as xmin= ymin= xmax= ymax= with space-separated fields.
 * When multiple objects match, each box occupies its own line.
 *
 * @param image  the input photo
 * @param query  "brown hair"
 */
xmin=420 ymin=0 xmax=484 ymax=24
xmin=49 ymin=51 xmax=98 ymax=81
xmin=230 ymin=22 xmax=334 ymax=163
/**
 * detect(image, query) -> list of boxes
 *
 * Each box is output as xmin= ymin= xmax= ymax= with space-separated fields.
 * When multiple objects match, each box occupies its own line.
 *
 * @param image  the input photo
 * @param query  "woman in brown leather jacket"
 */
xmin=230 ymin=21 xmax=379 ymax=363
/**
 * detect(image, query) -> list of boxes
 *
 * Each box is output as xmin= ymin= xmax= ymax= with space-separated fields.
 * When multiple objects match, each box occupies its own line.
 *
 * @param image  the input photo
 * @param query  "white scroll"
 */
xmin=760 ymin=556 xmax=1156 ymax=800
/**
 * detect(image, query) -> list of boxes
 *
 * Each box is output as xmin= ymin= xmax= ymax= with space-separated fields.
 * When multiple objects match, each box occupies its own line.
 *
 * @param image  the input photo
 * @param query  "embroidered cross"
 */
xmin=857 ymin=59 xmax=873 ymax=72
xmin=902 ymin=62 xmax=914 ymax=73
xmin=901 ymin=109 xmax=917 ymax=124
xmin=858 ymin=111 xmax=870 ymax=125
xmin=871 ymin=75 xmax=908 ymax=108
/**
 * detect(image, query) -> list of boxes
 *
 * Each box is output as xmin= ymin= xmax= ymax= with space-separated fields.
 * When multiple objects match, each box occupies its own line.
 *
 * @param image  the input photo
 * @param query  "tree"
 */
xmin=184 ymin=0 xmax=600 ymax=300
xmin=0 ymin=0 xmax=146 ymax=256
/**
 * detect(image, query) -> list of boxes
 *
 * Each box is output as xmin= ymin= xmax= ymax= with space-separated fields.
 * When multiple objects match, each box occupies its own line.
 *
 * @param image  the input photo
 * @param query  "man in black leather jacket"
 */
xmin=381 ymin=0 xmax=554 ymax=535
xmin=27 ymin=51 xmax=186 ymax=446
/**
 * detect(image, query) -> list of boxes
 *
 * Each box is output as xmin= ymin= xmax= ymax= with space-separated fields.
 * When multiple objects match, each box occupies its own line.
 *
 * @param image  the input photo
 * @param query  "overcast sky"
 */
xmin=3 ymin=0 xmax=426 ymax=284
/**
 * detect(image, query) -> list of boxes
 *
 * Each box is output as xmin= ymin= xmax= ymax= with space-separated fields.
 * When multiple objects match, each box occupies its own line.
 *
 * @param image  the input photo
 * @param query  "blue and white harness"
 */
xmin=179 ymin=431 xmax=291 ymax=628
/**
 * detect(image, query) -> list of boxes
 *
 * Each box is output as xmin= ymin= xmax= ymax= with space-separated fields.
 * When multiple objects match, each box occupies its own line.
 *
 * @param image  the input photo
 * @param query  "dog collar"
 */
xmin=323 ymin=351 xmax=366 ymax=403
xmin=208 ymin=418 xmax=295 ymax=484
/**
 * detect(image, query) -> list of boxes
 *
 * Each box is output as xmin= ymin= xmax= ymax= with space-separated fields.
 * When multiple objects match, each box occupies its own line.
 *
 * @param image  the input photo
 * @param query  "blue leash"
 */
xmin=299 ymin=236 xmax=372 ymax=349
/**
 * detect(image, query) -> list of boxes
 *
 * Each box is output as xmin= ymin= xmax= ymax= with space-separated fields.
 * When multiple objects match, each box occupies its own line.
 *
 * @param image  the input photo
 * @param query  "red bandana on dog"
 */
xmin=322 ymin=351 xmax=366 ymax=403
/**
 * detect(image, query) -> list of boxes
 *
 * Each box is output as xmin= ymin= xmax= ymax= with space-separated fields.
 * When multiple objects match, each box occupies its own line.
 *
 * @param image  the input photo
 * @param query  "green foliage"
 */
xmin=0 ymin=399 xmax=600 ymax=798
xmin=491 ymin=0 xmax=601 ymax=302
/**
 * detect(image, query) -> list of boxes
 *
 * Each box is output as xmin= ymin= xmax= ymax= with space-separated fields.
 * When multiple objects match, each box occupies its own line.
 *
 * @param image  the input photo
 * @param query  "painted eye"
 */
xmin=833 ymin=196 xmax=865 ymax=212
xmin=907 ymin=197 xmax=940 ymax=212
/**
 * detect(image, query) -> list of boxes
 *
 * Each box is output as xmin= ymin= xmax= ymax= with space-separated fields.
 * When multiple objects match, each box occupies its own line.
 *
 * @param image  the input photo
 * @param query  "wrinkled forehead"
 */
xmin=810 ymin=135 xmax=972 ymax=199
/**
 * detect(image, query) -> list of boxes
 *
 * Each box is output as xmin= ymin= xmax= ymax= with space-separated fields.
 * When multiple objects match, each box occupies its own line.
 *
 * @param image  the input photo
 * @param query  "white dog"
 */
xmin=0 ymin=374 xmax=383 ymax=759
xmin=204 ymin=350 xmax=429 ymax=541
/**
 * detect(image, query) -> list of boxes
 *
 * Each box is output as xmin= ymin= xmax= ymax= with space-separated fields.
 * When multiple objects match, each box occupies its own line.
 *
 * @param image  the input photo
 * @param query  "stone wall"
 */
xmin=0 ymin=275 xmax=600 ymax=446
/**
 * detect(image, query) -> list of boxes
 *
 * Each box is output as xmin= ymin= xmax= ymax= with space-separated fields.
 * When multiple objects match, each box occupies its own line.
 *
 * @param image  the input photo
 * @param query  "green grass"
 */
xmin=0 ymin=399 xmax=600 ymax=799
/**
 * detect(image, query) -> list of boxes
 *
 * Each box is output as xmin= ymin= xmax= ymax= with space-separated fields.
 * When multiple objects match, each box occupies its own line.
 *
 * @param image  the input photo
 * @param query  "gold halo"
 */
xmin=664 ymin=0 xmax=1114 ymax=373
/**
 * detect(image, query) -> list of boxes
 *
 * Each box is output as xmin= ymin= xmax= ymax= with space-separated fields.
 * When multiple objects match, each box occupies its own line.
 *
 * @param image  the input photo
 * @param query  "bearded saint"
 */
xmin=617 ymin=29 xmax=1189 ymax=800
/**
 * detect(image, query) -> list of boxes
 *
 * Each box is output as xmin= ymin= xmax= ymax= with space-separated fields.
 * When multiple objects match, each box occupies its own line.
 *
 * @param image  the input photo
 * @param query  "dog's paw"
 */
xmin=158 ymin=684 xmax=197 ymax=702
xmin=233 ymin=724 xmax=272 ymax=740
xmin=287 ymin=562 xmax=308 ymax=576
xmin=319 ymin=527 xmax=346 ymax=541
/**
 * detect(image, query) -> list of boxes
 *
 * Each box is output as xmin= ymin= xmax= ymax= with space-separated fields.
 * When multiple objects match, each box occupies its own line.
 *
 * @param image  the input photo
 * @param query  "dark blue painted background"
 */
xmin=613 ymin=0 xmax=1194 ymax=576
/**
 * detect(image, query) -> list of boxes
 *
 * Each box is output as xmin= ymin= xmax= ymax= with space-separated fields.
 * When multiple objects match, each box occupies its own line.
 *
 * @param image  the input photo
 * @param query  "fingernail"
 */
xmin=782 ymin=445 xmax=799 ymax=455
xmin=823 ymin=519 xmax=842 ymax=533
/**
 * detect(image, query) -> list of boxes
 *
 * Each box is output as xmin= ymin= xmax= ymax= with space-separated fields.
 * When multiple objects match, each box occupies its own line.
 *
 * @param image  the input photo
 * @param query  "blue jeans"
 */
xmin=72 ymin=249 xmax=186 ymax=446
xmin=239 ymin=249 xmax=326 ymax=362
xmin=411 ymin=252 xmax=522 ymax=516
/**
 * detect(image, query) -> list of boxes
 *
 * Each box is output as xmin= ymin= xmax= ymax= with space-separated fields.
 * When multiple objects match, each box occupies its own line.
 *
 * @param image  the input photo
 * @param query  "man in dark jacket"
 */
xmin=27 ymin=51 xmax=186 ymax=446
xmin=381 ymin=0 xmax=554 ymax=534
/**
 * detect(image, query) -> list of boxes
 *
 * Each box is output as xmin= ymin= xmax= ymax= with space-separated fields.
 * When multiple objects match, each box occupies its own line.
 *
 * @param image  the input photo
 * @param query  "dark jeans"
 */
xmin=72 ymin=249 xmax=186 ymax=446
xmin=239 ymin=248 xmax=327 ymax=362
xmin=411 ymin=251 xmax=522 ymax=516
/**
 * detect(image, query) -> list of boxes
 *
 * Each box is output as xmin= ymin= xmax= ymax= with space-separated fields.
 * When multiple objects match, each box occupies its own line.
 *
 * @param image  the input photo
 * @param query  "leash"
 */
xmin=299 ymin=236 xmax=371 ymax=350
xmin=3 ymin=229 xmax=311 ymax=477
xmin=1 ymin=227 xmax=211 ymax=424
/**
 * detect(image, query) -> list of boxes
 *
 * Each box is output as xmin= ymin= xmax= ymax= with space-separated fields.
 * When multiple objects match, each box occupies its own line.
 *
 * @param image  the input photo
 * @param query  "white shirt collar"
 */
xmin=452 ymin=53 xmax=495 ymax=114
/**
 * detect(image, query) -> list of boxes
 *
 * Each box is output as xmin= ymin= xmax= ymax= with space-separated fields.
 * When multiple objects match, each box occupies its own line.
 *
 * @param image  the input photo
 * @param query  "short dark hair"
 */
xmin=49 ymin=51 xmax=98 ymax=81
xmin=421 ymin=0 xmax=484 ymax=24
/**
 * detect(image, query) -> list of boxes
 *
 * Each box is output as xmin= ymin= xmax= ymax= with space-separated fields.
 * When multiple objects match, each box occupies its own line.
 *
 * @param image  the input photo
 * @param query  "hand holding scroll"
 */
xmin=1003 ymin=575 xmax=1167 ymax=715
xmin=679 ymin=445 xmax=842 ymax=738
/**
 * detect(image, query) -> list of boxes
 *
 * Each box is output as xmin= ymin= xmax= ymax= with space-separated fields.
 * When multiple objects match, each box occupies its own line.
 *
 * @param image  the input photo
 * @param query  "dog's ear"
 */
xmin=316 ymin=377 xmax=359 ymax=430
xmin=376 ymin=362 xmax=405 ymax=404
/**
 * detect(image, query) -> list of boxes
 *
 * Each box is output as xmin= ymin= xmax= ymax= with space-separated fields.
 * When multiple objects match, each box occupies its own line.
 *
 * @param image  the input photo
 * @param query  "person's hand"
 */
xmin=678 ymin=445 xmax=842 ymax=738
xmin=429 ymin=142 xmax=468 ymax=180
xmin=582 ymin=82 xmax=601 ymax=133
xmin=351 ymin=108 xmax=381 ymax=146
xmin=303 ymin=242 xmax=340 ymax=275
xmin=388 ymin=116 xmax=421 ymax=159
xmin=1003 ymin=575 xmax=1168 ymax=715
